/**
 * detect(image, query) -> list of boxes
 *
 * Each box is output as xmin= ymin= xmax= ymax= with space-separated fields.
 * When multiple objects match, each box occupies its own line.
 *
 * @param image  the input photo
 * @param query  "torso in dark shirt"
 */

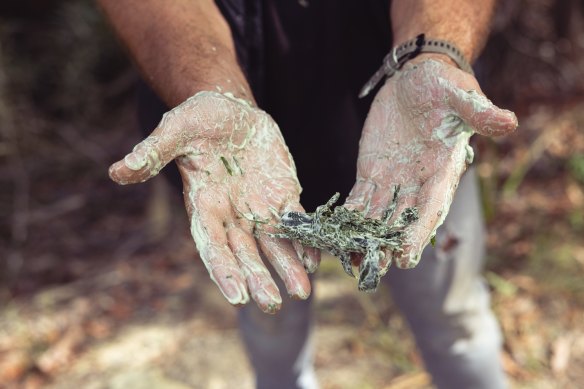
xmin=139 ymin=0 xmax=393 ymax=210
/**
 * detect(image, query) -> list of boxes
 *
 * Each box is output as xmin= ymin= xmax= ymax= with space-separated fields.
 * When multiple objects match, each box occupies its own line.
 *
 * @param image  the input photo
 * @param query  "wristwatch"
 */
xmin=359 ymin=33 xmax=474 ymax=98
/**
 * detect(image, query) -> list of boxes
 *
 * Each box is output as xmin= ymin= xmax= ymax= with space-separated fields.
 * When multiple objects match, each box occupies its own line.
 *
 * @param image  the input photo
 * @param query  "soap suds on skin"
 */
xmin=110 ymin=90 xmax=315 ymax=313
xmin=346 ymin=59 xmax=518 ymax=270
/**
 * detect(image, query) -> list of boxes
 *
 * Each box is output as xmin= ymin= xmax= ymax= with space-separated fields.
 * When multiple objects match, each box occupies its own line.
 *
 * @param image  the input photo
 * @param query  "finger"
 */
xmin=226 ymin=224 xmax=282 ymax=314
xmin=345 ymin=180 xmax=386 ymax=273
xmin=109 ymin=113 xmax=185 ymax=185
xmin=256 ymin=231 xmax=311 ymax=300
xmin=344 ymin=178 xmax=376 ymax=212
xmin=445 ymin=83 xmax=518 ymax=137
xmin=362 ymin=186 xmax=399 ymax=277
xmin=383 ymin=184 xmax=420 ymax=223
xmin=372 ymin=184 xmax=420 ymax=270
xmin=189 ymin=206 xmax=250 ymax=306
xmin=296 ymin=244 xmax=320 ymax=274
xmin=365 ymin=185 xmax=395 ymax=220
xmin=281 ymin=201 xmax=321 ymax=273
xmin=395 ymin=173 xmax=454 ymax=269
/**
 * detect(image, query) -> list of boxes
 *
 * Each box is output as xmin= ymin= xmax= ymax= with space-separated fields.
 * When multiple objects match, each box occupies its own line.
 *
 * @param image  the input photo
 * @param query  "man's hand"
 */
xmin=345 ymin=58 xmax=517 ymax=275
xmin=98 ymin=0 xmax=318 ymax=313
xmin=109 ymin=91 xmax=319 ymax=314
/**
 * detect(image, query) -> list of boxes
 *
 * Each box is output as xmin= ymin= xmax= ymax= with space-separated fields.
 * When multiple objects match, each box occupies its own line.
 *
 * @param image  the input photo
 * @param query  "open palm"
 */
xmin=109 ymin=91 xmax=319 ymax=313
xmin=345 ymin=59 xmax=517 ymax=278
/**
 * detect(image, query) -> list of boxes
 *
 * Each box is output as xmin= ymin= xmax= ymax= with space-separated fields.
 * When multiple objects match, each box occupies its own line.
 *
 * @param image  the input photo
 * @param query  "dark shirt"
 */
xmin=138 ymin=0 xmax=393 ymax=210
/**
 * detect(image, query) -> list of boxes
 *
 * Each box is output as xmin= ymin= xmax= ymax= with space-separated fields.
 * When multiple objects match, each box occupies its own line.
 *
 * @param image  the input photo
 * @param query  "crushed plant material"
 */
xmin=274 ymin=186 xmax=418 ymax=292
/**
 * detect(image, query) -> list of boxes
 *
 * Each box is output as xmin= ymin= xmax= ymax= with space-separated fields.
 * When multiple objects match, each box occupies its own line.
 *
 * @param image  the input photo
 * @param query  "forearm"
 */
xmin=97 ymin=0 xmax=253 ymax=106
xmin=391 ymin=0 xmax=497 ymax=63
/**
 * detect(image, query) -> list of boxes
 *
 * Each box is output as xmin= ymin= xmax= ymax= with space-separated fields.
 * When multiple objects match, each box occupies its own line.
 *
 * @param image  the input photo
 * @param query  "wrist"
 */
xmin=162 ymin=43 xmax=256 ymax=107
xmin=182 ymin=74 xmax=256 ymax=108
xmin=359 ymin=34 xmax=473 ymax=98
xmin=393 ymin=32 xmax=474 ymax=63
xmin=389 ymin=0 xmax=496 ymax=64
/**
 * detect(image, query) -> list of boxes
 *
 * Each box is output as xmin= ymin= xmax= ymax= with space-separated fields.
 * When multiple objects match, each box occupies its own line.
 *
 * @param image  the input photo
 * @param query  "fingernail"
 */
xmin=220 ymin=278 xmax=249 ymax=305
xmin=257 ymin=290 xmax=282 ymax=314
xmin=290 ymin=284 xmax=310 ymax=300
xmin=108 ymin=163 xmax=130 ymax=185
xmin=124 ymin=148 xmax=148 ymax=171
xmin=269 ymin=289 xmax=282 ymax=305
xmin=303 ymin=254 xmax=318 ymax=274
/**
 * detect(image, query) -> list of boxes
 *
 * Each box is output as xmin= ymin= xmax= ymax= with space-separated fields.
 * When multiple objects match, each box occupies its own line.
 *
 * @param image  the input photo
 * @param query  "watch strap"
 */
xmin=358 ymin=34 xmax=474 ymax=98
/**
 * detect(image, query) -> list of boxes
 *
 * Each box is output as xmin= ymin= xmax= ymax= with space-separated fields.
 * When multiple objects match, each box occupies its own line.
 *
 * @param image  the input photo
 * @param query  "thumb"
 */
xmin=446 ymin=83 xmax=518 ymax=137
xmin=109 ymin=126 xmax=179 ymax=185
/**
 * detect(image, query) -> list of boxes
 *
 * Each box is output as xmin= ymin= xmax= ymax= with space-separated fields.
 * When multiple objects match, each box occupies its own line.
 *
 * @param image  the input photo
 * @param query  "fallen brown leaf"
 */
xmin=0 ymin=350 xmax=32 ymax=383
xmin=551 ymin=335 xmax=572 ymax=376
xmin=37 ymin=325 xmax=85 ymax=375
xmin=383 ymin=371 xmax=431 ymax=389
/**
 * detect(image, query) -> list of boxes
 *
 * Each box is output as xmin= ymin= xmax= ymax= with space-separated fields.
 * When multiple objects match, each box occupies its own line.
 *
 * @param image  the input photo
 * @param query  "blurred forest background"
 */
xmin=1 ymin=0 xmax=583 ymax=388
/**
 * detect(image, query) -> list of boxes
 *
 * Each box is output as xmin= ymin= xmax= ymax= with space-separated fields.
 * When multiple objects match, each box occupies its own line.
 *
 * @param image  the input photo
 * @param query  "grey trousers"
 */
xmin=238 ymin=169 xmax=506 ymax=389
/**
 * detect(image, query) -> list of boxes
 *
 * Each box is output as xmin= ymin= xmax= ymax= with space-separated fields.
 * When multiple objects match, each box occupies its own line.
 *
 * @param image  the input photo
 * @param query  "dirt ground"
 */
xmin=1 ymin=169 xmax=584 ymax=389
xmin=1 ymin=1 xmax=584 ymax=388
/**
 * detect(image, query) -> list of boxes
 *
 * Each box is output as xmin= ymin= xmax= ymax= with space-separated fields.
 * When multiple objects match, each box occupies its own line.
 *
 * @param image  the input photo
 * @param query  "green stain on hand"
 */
xmin=233 ymin=156 xmax=244 ymax=175
xmin=220 ymin=156 xmax=233 ymax=176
